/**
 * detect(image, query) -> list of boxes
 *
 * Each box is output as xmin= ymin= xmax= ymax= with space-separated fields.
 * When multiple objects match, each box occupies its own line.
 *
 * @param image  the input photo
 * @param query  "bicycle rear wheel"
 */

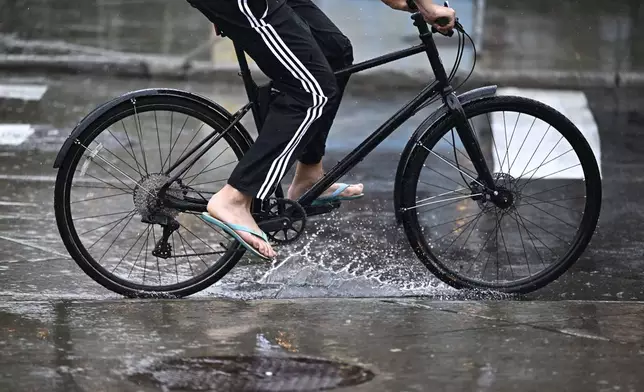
xmin=398 ymin=95 xmax=602 ymax=293
xmin=55 ymin=93 xmax=261 ymax=298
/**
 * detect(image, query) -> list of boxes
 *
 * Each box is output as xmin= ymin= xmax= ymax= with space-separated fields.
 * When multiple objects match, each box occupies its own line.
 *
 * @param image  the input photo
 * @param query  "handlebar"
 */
xmin=405 ymin=0 xmax=459 ymax=37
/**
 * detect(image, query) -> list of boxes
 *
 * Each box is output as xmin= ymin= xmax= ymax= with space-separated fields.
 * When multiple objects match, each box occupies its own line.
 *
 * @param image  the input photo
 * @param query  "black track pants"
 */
xmin=186 ymin=0 xmax=353 ymax=199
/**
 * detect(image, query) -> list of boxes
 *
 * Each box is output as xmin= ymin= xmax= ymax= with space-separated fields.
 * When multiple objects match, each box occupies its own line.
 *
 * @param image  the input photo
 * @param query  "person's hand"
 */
xmin=416 ymin=1 xmax=456 ymax=33
xmin=380 ymin=0 xmax=412 ymax=12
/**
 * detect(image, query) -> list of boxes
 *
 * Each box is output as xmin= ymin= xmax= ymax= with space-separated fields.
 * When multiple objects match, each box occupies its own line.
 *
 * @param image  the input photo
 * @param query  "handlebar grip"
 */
xmin=434 ymin=17 xmax=451 ymax=27
xmin=431 ymin=25 xmax=454 ymax=37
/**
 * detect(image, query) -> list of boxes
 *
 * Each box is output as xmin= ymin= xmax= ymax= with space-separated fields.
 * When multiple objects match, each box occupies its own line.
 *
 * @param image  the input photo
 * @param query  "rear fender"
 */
xmin=53 ymin=88 xmax=254 ymax=168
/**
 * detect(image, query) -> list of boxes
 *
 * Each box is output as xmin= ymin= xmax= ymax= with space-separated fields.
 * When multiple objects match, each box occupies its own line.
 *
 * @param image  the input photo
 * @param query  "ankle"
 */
xmin=294 ymin=162 xmax=324 ymax=183
xmin=212 ymin=185 xmax=253 ymax=208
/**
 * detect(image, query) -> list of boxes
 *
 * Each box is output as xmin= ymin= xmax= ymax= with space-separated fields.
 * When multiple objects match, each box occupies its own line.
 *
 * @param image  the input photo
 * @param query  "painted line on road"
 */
xmin=493 ymin=88 xmax=602 ymax=179
xmin=0 ymin=84 xmax=48 ymax=101
xmin=0 ymin=201 xmax=40 ymax=207
xmin=0 ymin=124 xmax=35 ymax=145
xmin=0 ymin=235 xmax=69 ymax=258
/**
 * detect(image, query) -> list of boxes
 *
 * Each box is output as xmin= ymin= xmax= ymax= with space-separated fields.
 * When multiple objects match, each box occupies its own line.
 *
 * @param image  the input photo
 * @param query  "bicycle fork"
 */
xmin=413 ymin=11 xmax=497 ymax=194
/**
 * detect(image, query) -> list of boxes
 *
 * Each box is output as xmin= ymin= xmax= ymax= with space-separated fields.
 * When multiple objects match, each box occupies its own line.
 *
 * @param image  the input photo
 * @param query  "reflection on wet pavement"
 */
xmin=0 ymin=298 xmax=643 ymax=391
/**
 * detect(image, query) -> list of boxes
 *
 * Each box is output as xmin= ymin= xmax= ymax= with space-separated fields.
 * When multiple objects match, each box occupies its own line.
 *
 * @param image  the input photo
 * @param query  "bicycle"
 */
xmin=52 ymin=4 xmax=602 ymax=298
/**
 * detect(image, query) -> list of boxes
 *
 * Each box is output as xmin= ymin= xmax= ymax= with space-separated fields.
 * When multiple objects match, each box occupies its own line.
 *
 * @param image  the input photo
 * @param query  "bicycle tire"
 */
xmin=397 ymin=95 xmax=602 ymax=293
xmin=55 ymin=93 xmax=259 ymax=298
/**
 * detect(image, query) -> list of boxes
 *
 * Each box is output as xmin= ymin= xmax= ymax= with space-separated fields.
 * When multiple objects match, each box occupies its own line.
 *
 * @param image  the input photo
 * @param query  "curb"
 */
xmin=1 ymin=55 xmax=643 ymax=91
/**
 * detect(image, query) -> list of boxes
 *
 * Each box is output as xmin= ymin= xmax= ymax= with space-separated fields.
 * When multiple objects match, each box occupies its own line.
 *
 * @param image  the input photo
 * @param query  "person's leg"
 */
xmin=284 ymin=0 xmax=363 ymax=200
xmin=186 ymin=0 xmax=339 ymax=257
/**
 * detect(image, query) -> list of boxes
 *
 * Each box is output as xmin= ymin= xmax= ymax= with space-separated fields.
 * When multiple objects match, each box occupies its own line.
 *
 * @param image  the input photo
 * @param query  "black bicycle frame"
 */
xmin=163 ymin=12 xmax=496 ymax=211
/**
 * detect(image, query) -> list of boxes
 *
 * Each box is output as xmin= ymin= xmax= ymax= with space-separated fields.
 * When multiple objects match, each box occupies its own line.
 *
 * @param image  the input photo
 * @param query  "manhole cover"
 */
xmin=129 ymin=355 xmax=375 ymax=391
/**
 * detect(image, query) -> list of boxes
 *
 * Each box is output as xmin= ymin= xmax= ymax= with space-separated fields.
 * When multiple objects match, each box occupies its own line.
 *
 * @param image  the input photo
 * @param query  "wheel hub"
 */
xmin=133 ymin=173 xmax=185 ymax=219
xmin=471 ymin=173 xmax=521 ymax=210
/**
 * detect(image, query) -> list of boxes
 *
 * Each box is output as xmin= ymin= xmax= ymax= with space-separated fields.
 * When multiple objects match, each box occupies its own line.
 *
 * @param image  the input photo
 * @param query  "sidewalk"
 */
xmin=1 ymin=298 xmax=642 ymax=391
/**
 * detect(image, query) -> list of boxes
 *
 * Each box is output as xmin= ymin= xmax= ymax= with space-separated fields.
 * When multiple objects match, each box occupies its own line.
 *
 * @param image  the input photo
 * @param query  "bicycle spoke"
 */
xmin=121 ymin=120 xmax=145 ymax=176
xmin=152 ymin=226 xmax=161 ymax=283
xmin=154 ymin=111 xmax=163 ymax=170
xmin=112 ymin=226 xmax=149 ymax=274
xmin=525 ymin=181 xmax=578 ymax=198
xmin=405 ymin=193 xmax=481 ymax=211
xmin=422 ymin=163 xmax=471 ymax=191
xmin=177 ymin=229 xmax=210 ymax=269
xmin=163 ymin=115 xmax=190 ymax=170
xmin=79 ymin=210 xmax=135 ymax=237
xmin=185 ymin=160 xmax=236 ymax=185
xmin=176 ymin=231 xmax=196 ymax=278
xmin=132 ymin=103 xmax=149 ymax=174
xmin=508 ymin=116 xmax=537 ymax=172
xmin=102 ymin=132 xmax=144 ymax=177
xmin=486 ymin=112 xmax=504 ymax=171
xmin=426 ymin=212 xmax=482 ymax=230
xmin=509 ymin=210 xmax=551 ymax=266
xmin=186 ymin=148 xmax=232 ymax=186
xmin=98 ymin=213 xmax=136 ymax=263
xmin=418 ymin=142 xmax=481 ymax=185
xmin=442 ymin=129 xmax=474 ymax=165
xmin=521 ymin=195 xmax=584 ymax=213
xmin=75 ymin=210 xmax=133 ymax=221
xmin=518 ymin=148 xmax=574 ymax=183
xmin=515 ymin=213 xmax=532 ymax=276
xmin=518 ymin=125 xmax=551 ymax=178
xmin=511 ymin=210 xmax=567 ymax=246
xmin=519 ymin=199 xmax=578 ymax=229
xmin=86 ymin=211 xmax=136 ymax=249
xmin=128 ymin=226 xmax=151 ymax=279
xmin=466 ymin=213 xmax=501 ymax=275
xmin=438 ymin=211 xmax=485 ymax=257
xmin=500 ymin=112 xmax=521 ymax=172
xmin=520 ymin=163 xmax=581 ymax=188
xmin=71 ymin=190 xmax=130 ymax=204
xmin=418 ymin=180 xmax=470 ymax=195
xmin=497 ymin=212 xmax=514 ymax=279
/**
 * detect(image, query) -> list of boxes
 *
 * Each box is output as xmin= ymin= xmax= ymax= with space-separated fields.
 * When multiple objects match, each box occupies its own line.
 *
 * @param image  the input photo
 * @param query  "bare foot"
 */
xmin=206 ymin=185 xmax=276 ymax=259
xmin=286 ymin=162 xmax=364 ymax=200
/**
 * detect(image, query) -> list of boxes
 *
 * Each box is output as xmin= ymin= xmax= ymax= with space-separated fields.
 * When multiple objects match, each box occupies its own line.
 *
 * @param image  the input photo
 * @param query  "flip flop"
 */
xmin=199 ymin=212 xmax=272 ymax=261
xmin=311 ymin=183 xmax=364 ymax=206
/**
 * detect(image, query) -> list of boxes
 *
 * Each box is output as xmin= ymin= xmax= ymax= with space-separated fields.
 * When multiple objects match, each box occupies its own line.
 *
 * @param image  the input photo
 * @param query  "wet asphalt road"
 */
xmin=0 ymin=72 xmax=644 ymax=302
xmin=3 ymin=298 xmax=644 ymax=392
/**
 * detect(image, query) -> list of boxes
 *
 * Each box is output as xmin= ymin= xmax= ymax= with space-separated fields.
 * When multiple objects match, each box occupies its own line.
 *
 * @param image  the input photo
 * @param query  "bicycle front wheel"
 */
xmin=398 ymin=95 xmax=602 ymax=293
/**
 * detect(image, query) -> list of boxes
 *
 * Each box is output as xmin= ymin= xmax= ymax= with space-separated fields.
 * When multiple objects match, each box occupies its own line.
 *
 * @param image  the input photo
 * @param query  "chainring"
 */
xmin=263 ymin=198 xmax=307 ymax=244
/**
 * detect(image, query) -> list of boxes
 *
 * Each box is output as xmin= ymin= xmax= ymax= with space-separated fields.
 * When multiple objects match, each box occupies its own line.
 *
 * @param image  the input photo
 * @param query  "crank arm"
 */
xmin=257 ymin=217 xmax=292 ymax=232
xmin=302 ymin=201 xmax=341 ymax=217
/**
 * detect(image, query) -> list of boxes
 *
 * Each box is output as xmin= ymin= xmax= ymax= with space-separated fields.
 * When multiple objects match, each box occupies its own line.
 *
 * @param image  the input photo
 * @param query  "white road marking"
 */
xmin=0 ymin=235 xmax=69 ymax=258
xmin=0 ymin=84 xmax=48 ymax=101
xmin=0 ymin=124 xmax=35 ymax=145
xmin=0 ymin=201 xmax=40 ymax=207
xmin=493 ymin=88 xmax=601 ymax=179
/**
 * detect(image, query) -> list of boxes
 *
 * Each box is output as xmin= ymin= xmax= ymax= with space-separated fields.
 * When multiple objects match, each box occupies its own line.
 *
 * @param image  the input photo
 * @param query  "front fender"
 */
xmin=393 ymin=85 xmax=498 ymax=225
xmin=53 ymin=88 xmax=252 ymax=168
